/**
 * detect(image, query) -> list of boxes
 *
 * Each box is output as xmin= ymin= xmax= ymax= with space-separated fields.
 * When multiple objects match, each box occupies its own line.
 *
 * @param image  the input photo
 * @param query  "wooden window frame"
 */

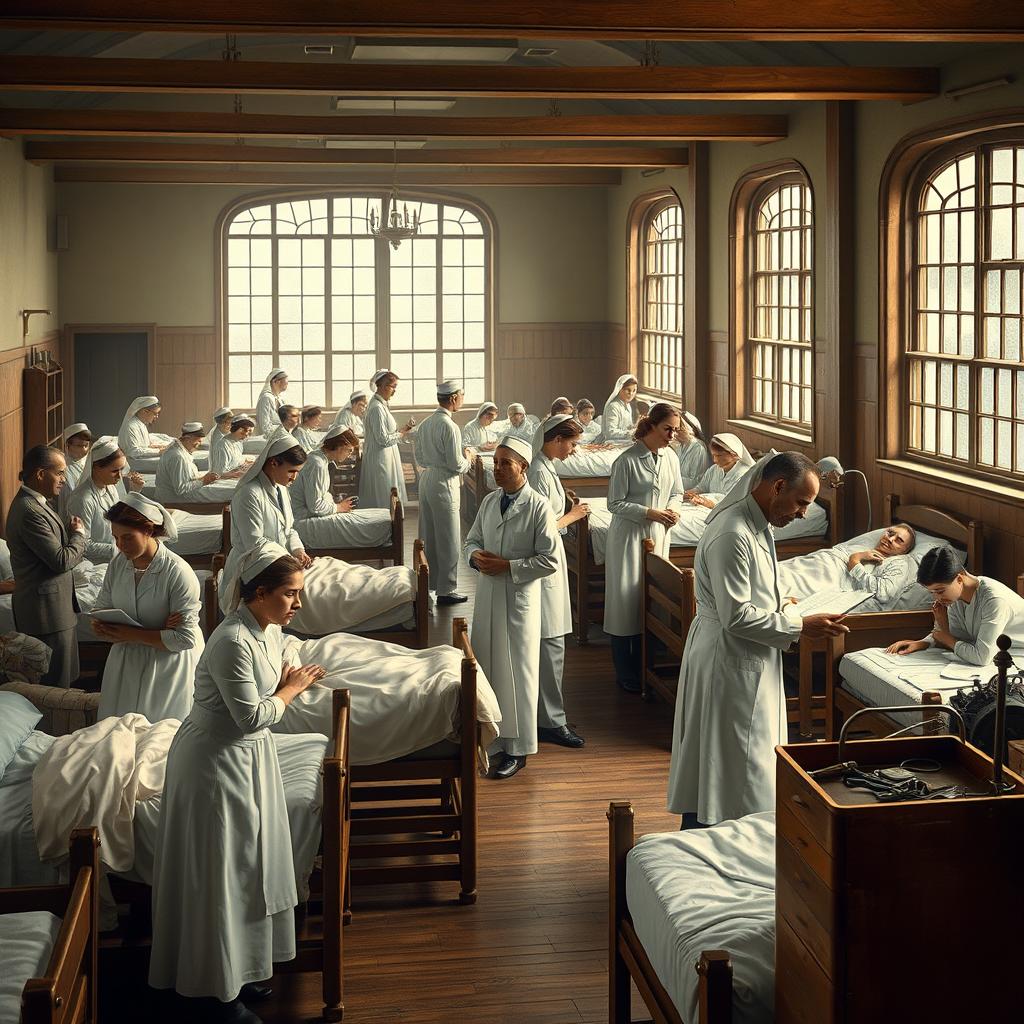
xmin=729 ymin=162 xmax=815 ymax=442
xmin=215 ymin=187 xmax=496 ymax=413
xmin=879 ymin=110 xmax=1024 ymax=497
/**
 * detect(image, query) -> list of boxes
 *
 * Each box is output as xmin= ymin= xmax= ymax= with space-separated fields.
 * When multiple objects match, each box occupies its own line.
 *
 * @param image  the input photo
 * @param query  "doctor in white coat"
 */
xmin=667 ymin=452 xmax=849 ymax=828
xmin=255 ymin=368 xmax=289 ymax=439
xmin=154 ymin=422 xmax=222 ymax=503
xmin=528 ymin=415 xmax=589 ymax=749
xmin=149 ymin=540 xmax=325 ymax=1021
xmin=604 ymin=403 xmax=686 ymax=692
xmin=358 ymin=369 xmax=414 ymax=508
xmin=601 ymin=374 xmax=639 ymax=442
xmin=415 ymin=380 xmax=475 ymax=605
xmin=90 ymin=493 xmax=204 ymax=723
xmin=464 ymin=435 xmax=559 ymax=780
xmin=118 ymin=395 xmax=167 ymax=469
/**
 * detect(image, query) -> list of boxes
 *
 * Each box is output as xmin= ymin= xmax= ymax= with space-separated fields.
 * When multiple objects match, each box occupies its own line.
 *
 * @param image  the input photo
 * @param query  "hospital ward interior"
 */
xmin=3 ymin=7 xmax=1024 ymax=1024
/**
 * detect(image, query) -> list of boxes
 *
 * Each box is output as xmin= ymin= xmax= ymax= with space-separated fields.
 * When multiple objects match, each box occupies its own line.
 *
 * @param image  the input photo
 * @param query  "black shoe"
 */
xmin=437 ymin=593 xmax=469 ymax=605
xmin=208 ymin=999 xmax=263 ymax=1024
xmin=491 ymin=754 xmax=526 ymax=780
xmin=538 ymin=725 xmax=585 ymax=748
xmin=617 ymin=677 xmax=642 ymax=694
xmin=239 ymin=984 xmax=273 ymax=1002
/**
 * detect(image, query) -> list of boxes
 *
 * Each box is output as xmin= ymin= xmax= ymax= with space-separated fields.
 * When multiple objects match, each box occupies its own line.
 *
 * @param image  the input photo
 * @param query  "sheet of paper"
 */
xmin=90 ymin=608 xmax=144 ymax=628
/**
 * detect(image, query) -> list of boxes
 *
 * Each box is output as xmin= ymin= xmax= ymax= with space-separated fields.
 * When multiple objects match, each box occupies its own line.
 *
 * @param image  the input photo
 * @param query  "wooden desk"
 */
xmin=1010 ymin=738 xmax=1024 ymax=778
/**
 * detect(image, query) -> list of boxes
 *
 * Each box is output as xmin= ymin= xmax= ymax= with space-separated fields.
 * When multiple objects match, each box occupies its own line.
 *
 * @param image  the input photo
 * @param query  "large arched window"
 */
xmin=222 ymin=193 xmax=491 ymax=410
xmin=638 ymin=199 xmax=684 ymax=399
xmin=907 ymin=142 xmax=1024 ymax=476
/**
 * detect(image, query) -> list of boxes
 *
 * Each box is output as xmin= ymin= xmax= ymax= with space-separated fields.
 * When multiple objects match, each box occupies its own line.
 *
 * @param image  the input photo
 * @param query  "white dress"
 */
xmin=464 ymin=484 xmax=559 ymax=756
xmin=118 ymin=416 xmax=155 ymax=470
xmin=579 ymin=418 xmax=602 ymax=444
xmin=256 ymin=390 xmax=283 ymax=438
xmin=601 ymin=398 xmax=636 ymax=442
xmin=415 ymin=407 xmax=470 ymax=597
xmin=526 ymin=452 xmax=573 ymax=641
xmin=677 ymin=438 xmax=711 ymax=491
xmin=59 ymin=458 xmax=86 ymax=520
xmin=691 ymin=460 xmax=751 ymax=497
xmin=225 ymin=475 xmax=303 ymax=588
xmin=331 ymin=407 xmax=364 ymax=437
xmin=291 ymin=449 xmax=392 ymax=550
xmin=292 ymin=426 xmax=323 ymax=454
xmin=462 ymin=419 xmax=500 ymax=449
xmin=66 ymin=477 xmax=124 ymax=564
xmin=922 ymin=576 xmax=1024 ymax=664
xmin=149 ymin=604 xmax=297 ymax=1001
xmin=358 ymin=394 xmax=407 ymax=509
xmin=155 ymin=441 xmax=234 ymax=504
xmin=210 ymin=436 xmax=245 ymax=476
xmin=667 ymin=493 xmax=801 ymax=824
xmin=603 ymin=443 xmax=685 ymax=636
xmin=96 ymin=543 xmax=204 ymax=722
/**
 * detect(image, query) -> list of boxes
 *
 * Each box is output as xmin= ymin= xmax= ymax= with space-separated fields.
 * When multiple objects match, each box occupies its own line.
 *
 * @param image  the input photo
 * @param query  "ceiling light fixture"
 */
xmin=523 ymin=47 xmax=558 ymax=58
xmin=944 ymin=75 xmax=1013 ymax=100
xmin=369 ymin=100 xmax=421 ymax=250
xmin=304 ymin=44 xmax=335 ymax=55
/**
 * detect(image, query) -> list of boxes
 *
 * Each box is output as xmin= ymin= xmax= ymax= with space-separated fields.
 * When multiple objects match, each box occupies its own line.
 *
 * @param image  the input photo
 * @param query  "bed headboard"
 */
xmin=815 ymin=477 xmax=845 ymax=545
xmin=884 ymin=493 xmax=983 ymax=571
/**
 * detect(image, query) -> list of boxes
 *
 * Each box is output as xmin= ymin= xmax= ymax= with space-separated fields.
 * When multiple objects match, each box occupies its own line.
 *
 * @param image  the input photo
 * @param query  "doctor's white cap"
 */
xmin=181 ymin=421 xmax=205 ymax=436
xmin=437 ymin=379 xmax=463 ymax=396
xmin=496 ymin=434 xmax=533 ymax=467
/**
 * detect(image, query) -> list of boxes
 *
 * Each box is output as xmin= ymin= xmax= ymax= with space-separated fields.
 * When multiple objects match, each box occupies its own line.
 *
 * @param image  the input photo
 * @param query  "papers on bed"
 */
xmin=90 ymin=608 xmax=144 ymax=627
xmin=784 ymin=589 xmax=873 ymax=619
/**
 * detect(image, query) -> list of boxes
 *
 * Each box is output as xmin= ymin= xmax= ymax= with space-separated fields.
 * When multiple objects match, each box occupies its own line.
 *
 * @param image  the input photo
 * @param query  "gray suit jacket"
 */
xmin=6 ymin=487 xmax=87 ymax=634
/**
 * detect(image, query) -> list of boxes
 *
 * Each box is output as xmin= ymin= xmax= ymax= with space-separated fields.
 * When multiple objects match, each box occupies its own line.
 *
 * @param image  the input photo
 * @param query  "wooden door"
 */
xmin=73 ymin=331 xmax=148 ymax=436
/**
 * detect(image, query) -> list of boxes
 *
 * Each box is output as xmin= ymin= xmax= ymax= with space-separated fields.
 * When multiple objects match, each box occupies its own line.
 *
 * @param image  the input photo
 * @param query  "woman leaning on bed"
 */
xmin=887 ymin=545 xmax=1024 ymax=665
xmin=149 ymin=540 xmax=325 ymax=1023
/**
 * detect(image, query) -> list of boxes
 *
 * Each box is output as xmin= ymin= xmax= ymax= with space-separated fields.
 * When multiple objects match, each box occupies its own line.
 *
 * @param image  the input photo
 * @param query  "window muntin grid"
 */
xmin=224 ymin=194 xmax=489 ymax=410
xmin=639 ymin=201 xmax=684 ymax=399
xmin=748 ymin=179 xmax=814 ymax=431
xmin=907 ymin=145 xmax=1024 ymax=476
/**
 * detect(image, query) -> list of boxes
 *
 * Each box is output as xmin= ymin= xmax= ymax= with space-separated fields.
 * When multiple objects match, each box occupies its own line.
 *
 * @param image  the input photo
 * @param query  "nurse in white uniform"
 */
xmin=464 ymin=435 xmax=559 ymax=780
xmin=58 ymin=422 xmax=92 ymax=519
xmin=527 ymin=415 xmax=589 ymax=749
xmin=331 ymin=388 xmax=368 ymax=436
xmin=255 ymin=368 xmax=289 ymax=439
xmin=415 ymin=380 xmax=474 ymax=604
xmin=149 ymin=541 xmax=325 ymax=1021
xmin=67 ymin=436 xmax=145 ymax=564
xmin=154 ymin=422 xmax=222 ymax=503
xmin=118 ymin=395 xmax=167 ymax=470
xmin=293 ymin=406 xmax=324 ymax=453
xmin=461 ymin=401 xmax=500 ymax=450
xmin=504 ymin=403 xmax=538 ymax=442
xmin=292 ymin=425 xmax=391 ymax=550
xmin=549 ymin=397 xmax=574 ymax=417
xmin=601 ymin=374 xmax=639 ymax=442
xmin=210 ymin=415 xmax=255 ymax=478
xmin=676 ymin=411 xmax=711 ymax=491
xmin=358 ymin=369 xmax=414 ymax=509
xmin=604 ymin=403 xmax=686 ymax=692
xmin=684 ymin=432 xmax=754 ymax=506
xmin=209 ymin=407 xmax=234 ymax=455
xmin=886 ymin=545 xmax=1024 ymax=665
xmin=90 ymin=493 xmax=204 ymax=723
xmin=667 ymin=452 xmax=849 ymax=827
xmin=574 ymin=400 xmax=602 ymax=444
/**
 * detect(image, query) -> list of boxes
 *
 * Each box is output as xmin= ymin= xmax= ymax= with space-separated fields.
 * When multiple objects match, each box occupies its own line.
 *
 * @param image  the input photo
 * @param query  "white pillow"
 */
xmin=841 ymin=528 xmax=967 ymax=568
xmin=0 ymin=539 xmax=11 ymax=581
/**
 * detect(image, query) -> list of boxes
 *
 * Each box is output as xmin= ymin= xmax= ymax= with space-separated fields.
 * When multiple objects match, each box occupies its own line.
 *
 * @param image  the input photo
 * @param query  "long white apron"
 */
xmin=604 ymin=443 xmax=685 ymax=636
xmin=149 ymin=606 xmax=297 ymax=1002
xmin=96 ymin=544 xmax=205 ymax=723
xmin=358 ymin=395 xmax=407 ymax=508
xmin=666 ymin=495 xmax=801 ymax=824
xmin=526 ymin=453 xmax=572 ymax=639
xmin=464 ymin=485 xmax=558 ymax=755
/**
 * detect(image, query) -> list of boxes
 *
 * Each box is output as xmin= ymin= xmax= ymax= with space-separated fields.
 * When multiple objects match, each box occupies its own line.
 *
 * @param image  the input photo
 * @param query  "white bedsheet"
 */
xmin=166 ymin=509 xmax=223 ymax=558
xmin=0 ymin=731 xmax=59 ymax=889
xmin=274 ymin=633 xmax=501 ymax=768
xmin=295 ymin=507 xmax=392 ymax=551
xmin=626 ymin=812 xmax=776 ymax=1024
xmin=0 ymin=910 xmax=61 ymax=1024
xmin=0 ymin=561 xmax=106 ymax=643
xmin=556 ymin=443 xmax=630 ymax=478
xmin=132 ymin=450 xmax=210 ymax=474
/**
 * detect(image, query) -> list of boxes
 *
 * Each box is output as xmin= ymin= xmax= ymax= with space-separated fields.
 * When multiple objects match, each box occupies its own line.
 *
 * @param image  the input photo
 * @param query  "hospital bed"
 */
xmin=568 ymin=476 xmax=844 ymax=646
xmin=608 ymin=801 xmax=774 ymax=1024
xmin=0 ymin=828 xmax=100 ymax=1024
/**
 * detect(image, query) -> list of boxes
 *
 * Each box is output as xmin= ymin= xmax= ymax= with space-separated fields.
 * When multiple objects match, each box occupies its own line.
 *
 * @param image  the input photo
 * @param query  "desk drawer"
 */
xmin=777 ymin=759 xmax=834 ymax=852
xmin=776 ymin=915 xmax=834 ymax=1024
xmin=777 ymin=800 xmax=834 ymax=889
xmin=777 ymin=836 xmax=835 ymax=978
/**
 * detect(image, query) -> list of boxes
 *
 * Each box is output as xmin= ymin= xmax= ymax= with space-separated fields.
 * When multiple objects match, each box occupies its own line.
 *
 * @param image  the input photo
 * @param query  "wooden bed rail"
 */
xmin=641 ymin=538 xmax=697 ymax=705
xmin=453 ymin=616 xmax=479 ymax=905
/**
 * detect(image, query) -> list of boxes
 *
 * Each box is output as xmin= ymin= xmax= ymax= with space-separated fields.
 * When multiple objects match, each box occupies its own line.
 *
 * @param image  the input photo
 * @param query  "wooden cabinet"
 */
xmin=23 ymin=357 xmax=64 ymax=448
xmin=776 ymin=737 xmax=1024 ymax=1023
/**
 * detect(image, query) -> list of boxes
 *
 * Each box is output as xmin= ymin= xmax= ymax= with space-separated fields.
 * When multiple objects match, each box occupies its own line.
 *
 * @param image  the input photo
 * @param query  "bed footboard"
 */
xmin=305 ymin=487 xmax=405 ymax=566
xmin=641 ymin=540 xmax=696 ymax=705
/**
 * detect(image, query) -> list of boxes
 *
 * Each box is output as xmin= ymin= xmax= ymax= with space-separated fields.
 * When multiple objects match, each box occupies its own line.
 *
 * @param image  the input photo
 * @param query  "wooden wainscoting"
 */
xmin=153 ymin=326 xmax=220 ymax=433
xmin=494 ymin=322 xmax=625 ymax=415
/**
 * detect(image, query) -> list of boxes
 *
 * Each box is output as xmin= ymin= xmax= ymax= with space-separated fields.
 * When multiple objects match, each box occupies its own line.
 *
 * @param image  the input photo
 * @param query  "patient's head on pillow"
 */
xmin=917 ymin=544 xmax=967 ymax=604
xmin=240 ymin=554 xmax=305 ymax=626
xmin=876 ymin=524 xmax=916 ymax=558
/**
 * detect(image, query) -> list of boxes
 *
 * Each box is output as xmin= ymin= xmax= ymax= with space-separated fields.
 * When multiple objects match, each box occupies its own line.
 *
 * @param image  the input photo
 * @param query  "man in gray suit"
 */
xmin=5 ymin=445 xmax=87 ymax=686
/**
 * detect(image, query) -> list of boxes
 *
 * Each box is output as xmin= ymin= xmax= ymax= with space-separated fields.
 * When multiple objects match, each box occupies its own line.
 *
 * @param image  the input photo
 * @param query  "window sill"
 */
xmin=877 ymin=457 xmax=1024 ymax=507
xmin=726 ymin=418 xmax=813 ymax=449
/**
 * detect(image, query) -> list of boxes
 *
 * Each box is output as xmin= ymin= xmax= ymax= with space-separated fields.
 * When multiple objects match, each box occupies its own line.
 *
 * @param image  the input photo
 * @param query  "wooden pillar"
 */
xmin=685 ymin=141 xmax=709 ymax=423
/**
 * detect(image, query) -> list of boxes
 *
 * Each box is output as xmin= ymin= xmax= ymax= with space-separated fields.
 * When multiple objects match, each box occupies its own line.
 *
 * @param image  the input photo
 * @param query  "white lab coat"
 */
xmin=358 ymin=394 xmax=408 ymax=509
xmin=95 ymin=543 xmax=204 ymax=722
xmin=58 ymin=458 xmax=86 ymax=520
xmin=331 ymin=407 xmax=364 ymax=437
xmin=291 ymin=449 xmax=391 ymax=550
xmin=149 ymin=604 xmax=297 ymax=1001
xmin=154 ymin=441 xmax=215 ymax=503
xmin=292 ymin=426 xmax=323 ymax=453
xmin=224 ymin=474 xmax=303 ymax=588
xmin=464 ymin=484 xmax=558 ymax=755
xmin=462 ymin=419 xmax=500 ymax=449
xmin=691 ymin=460 xmax=751 ymax=497
xmin=210 ymin=436 xmax=245 ymax=476
xmin=921 ymin=576 xmax=1024 ymax=665
xmin=118 ymin=416 xmax=155 ymax=470
xmin=603 ymin=442 xmax=685 ymax=636
xmin=667 ymin=493 xmax=801 ymax=824
xmin=66 ymin=477 xmax=124 ymax=563
xmin=415 ymin=407 xmax=470 ymax=596
xmin=526 ymin=452 xmax=572 ymax=639
xmin=256 ymin=390 xmax=283 ymax=438
xmin=601 ymin=398 xmax=636 ymax=442
xmin=677 ymin=438 xmax=711 ymax=491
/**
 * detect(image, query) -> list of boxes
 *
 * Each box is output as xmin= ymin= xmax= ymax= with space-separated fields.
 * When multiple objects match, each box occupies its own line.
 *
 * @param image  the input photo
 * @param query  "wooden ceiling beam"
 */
xmin=0 ymin=109 xmax=787 ymax=142
xmin=0 ymin=2 xmax=1020 ymax=42
xmin=52 ymin=165 xmax=621 ymax=186
xmin=25 ymin=141 xmax=688 ymax=168
xmin=0 ymin=56 xmax=940 ymax=102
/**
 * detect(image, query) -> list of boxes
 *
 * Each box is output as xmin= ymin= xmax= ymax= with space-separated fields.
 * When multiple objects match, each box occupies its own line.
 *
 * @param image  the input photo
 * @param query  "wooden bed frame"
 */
xmin=568 ymin=477 xmax=844 ymax=646
xmin=1 ymin=828 xmax=100 ymax=1024
xmin=640 ymin=540 xmax=695 ymax=705
xmin=348 ymin=617 xmax=479 ymax=905
xmin=608 ymin=802 xmax=732 ymax=1024
xmin=204 ymin=539 xmax=430 ymax=647
xmin=796 ymin=493 xmax=984 ymax=740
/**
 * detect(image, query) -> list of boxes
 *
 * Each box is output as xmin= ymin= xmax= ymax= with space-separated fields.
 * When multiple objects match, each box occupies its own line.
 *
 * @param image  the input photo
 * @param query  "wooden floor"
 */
xmin=102 ymin=510 xmax=678 ymax=1023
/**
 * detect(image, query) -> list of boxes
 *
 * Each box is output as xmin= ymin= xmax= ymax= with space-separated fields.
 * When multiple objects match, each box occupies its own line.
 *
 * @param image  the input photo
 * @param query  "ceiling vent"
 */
xmin=351 ymin=38 xmax=517 ymax=63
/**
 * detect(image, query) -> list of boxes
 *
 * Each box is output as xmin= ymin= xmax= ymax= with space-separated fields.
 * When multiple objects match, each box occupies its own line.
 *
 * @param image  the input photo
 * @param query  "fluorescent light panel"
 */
xmin=333 ymin=98 xmax=456 ymax=111
xmin=351 ymin=40 xmax=517 ymax=63
xmin=324 ymin=139 xmax=428 ymax=149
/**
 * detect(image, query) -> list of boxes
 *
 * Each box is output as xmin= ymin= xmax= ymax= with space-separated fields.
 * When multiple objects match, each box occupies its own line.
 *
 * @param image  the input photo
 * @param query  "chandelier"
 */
xmin=369 ymin=103 xmax=420 ymax=250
